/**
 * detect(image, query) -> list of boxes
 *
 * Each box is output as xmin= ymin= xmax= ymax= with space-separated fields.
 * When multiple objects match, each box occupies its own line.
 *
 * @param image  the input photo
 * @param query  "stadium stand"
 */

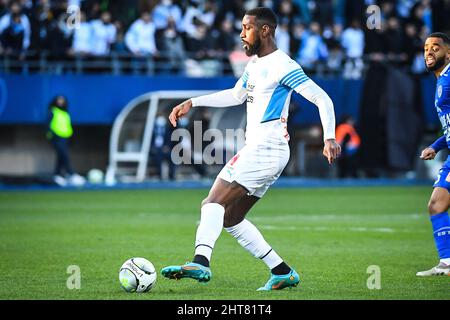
xmin=0 ymin=0 xmax=449 ymax=183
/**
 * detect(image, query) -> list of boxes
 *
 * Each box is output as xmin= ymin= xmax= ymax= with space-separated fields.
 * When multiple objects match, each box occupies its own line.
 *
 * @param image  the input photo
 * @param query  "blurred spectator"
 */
xmin=90 ymin=11 xmax=116 ymax=56
xmin=341 ymin=19 xmax=364 ymax=79
xmin=276 ymin=0 xmax=300 ymax=28
xmin=125 ymin=11 xmax=157 ymax=57
xmin=0 ymin=1 xmax=31 ymax=56
xmin=84 ymin=0 xmax=101 ymax=21
xmin=111 ymin=20 xmax=128 ymax=54
xmin=397 ymin=0 xmax=416 ymax=19
xmin=275 ymin=21 xmax=290 ymax=55
xmin=215 ymin=0 xmax=245 ymax=31
xmin=343 ymin=0 xmax=365 ymax=26
xmin=152 ymin=0 xmax=182 ymax=51
xmin=0 ymin=0 xmax=446 ymax=77
xmin=384 ymin=16 xmax=406 ymax=63
xmin=214 ymin=17 xmax=236 ymax=54
xmin=71 ymin=11 xmax=91 ymax=55
xmin=421 ymin=0 xmax=433 ymax=34
xmin=335 ymin=115 xmax=361 ymax=178
xmin=313 ymin=0 xmax=334 ymax=26
xmin=324 ymin=23 xmax=344 ymax=75
xmin=292 ymin=0 xmax=311 ymax=24
xmin=296 ymin=21 xmax=328 ymax=72
xmin=160 ymin=17 xmax=186 ymax=73
xmin=200 ymin=0 xmax=217 ymax=28
xmin=29 ymin=0 xmax=52 ymax=52
xmin=364 ymin=18 xmax=387 ymax=62
xmin=184 ymin=9 xmax=215 ymax=61
xmin=0 ymin=0 xmax=9 ymax=17
xmin=290 ymin=22 xmax=305 ymax=61
xmin=332 ymin=0 xmax=345 ymax=25
xmin=403 ymin=21 xmax=426 ymax=73
xmin=46 ymin=95 xmax=85 ymax=187
xmin=182 ymin=0 xmax=216 ymax=42
xmin=408 ymin=2 xmax=428 ymax=37
xmin=380 ymin=0 xmax=398 ymax=22
xmin=152 ymin=0 xmax=182 ymax=31
xmin=45 ymin=11 xmax=73 ymax=61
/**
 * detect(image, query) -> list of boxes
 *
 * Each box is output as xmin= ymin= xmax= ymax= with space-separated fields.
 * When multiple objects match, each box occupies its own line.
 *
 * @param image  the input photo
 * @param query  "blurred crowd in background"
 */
xmin=0 ymin=0 xmax=449 ymax=76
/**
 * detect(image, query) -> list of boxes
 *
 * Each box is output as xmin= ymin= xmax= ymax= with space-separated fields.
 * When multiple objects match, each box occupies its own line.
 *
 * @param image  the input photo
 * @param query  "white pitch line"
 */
xmin=258 ymin=225 xmax=423 ymax=233
xmin=251 ymin=213 xmax=424 ymax=222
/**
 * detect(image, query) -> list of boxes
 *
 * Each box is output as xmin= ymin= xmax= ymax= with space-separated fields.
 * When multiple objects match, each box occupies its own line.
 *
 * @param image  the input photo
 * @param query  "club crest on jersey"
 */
xmin=438 ymin=85 xmax=443 ymax=98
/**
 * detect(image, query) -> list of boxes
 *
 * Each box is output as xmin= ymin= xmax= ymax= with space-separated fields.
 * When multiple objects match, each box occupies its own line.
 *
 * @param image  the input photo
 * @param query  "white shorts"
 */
xmin=217 ymin=142 xmax=290 ymax=198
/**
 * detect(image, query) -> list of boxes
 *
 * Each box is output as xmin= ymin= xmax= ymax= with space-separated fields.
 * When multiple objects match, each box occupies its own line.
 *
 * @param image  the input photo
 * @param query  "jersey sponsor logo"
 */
xmin=439 ymin=113 xmax=450 ymax=141
xmin=439 ymin=113 xmax=450 ymax=129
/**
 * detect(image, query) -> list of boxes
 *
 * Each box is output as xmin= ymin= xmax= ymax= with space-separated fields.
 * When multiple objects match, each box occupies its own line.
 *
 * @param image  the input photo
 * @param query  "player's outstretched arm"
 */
xmin=422 ymin=135 xmax=447 ymax=160
xmin=168 ymin=79 xmax=248 ymax=127
xmin=420 ymin=135 xmax=447 ymax=160
xmin=296 ymin=80 xmax=341 ymax=164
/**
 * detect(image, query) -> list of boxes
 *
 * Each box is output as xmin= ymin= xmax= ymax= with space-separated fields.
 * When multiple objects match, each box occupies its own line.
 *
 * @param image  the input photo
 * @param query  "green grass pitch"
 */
xmin=0 ymin=186 xmax=448 ymax=300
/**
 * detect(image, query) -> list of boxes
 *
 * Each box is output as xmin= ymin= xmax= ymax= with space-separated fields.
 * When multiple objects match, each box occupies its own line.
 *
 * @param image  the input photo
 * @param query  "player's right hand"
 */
xmin=420 ymin=147 xmax=437 ymax=160
xmin=168 ymin=99 xmax=192 ymax=127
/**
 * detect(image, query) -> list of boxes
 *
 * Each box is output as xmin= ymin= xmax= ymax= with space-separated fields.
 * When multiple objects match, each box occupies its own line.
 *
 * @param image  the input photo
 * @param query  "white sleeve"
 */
xmin=191 ymin=74 xmax=248 ymax=108
xmin=277 ymin=59 xmax=335 ymax=141
xmin=294 ymin=79 xmax=336 ymax=141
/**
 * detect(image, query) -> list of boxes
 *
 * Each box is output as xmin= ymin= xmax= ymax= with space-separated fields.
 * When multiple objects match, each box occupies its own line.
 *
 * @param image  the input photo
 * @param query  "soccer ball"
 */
xmin=119 ymin=257 xmax=157 ymax=293
xmin=87 ymin=169 xmax=104 ymax=184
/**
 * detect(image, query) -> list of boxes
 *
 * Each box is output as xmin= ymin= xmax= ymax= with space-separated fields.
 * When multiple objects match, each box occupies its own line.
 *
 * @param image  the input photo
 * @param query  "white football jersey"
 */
xmin=191 ymin=49 xmax=335 ymax=146
xmin=233 ymin=49 xmax=312 ymax=146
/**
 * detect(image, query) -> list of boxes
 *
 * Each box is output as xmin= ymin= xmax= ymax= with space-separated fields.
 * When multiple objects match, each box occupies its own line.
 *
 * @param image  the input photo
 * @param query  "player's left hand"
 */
xmin=323 ymin=139 xmax=341 ymax=164
xmin=168 ymin=99 xmax=192 ymax=127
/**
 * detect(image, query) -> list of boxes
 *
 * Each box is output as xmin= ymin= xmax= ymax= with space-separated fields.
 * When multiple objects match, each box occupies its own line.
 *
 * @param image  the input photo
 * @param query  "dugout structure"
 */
xmin=105 ymin=91 xmax=246 ymax=184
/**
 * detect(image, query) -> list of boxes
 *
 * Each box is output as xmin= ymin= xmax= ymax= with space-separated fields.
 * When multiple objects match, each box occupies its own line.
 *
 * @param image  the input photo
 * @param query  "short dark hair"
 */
xmin=245 ymin=7 xmax=277 ymax=33
xmin=427 ymin=32 xmax=450 ymax=46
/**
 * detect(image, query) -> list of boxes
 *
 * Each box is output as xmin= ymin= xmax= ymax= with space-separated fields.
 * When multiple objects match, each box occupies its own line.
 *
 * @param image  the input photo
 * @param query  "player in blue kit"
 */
xmin=417 ymin=32 xmax=450 ymax=276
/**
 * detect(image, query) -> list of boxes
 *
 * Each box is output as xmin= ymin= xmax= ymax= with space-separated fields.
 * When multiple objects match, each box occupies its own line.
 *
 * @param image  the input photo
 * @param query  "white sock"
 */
xmin=194 ymin=203 xmax=225 ymax=261
xmin=440 ymin=258 xmax=450 ymax=265
xmin=225 ymin=219 xmax=283 ymax=269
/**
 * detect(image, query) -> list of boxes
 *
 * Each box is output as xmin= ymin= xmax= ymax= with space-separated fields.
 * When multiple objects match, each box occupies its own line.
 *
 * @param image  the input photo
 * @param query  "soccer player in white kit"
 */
xmin=161 ymin=7 xmax=341 ymax=290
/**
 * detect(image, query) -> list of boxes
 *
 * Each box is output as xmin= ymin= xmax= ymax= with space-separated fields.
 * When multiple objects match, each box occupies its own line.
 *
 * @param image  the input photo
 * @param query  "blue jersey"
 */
xmin=431 ymin=63 xmax=450 ymax=190
xmin=435 ymin=63 xmax=450 ymax=149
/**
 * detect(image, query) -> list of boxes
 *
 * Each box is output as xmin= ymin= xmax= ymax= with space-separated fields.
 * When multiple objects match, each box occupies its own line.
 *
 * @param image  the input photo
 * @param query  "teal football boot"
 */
xmin=161 ymin=262 xmax=212 ymax=283
xmin=257 ymin=269 xmax=300 ymax=291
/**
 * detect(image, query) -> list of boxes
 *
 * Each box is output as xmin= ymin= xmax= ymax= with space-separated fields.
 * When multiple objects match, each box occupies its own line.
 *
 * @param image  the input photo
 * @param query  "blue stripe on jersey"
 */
xmin=280 ymin=68 xmax=309 ymax=88
xmin=241 ymin=71 xmax=249 ymax=88
xmin=260 ymin=85 xmax=291 ymax=123
xmin=288 ymin=76 xmax=310 ymax=88
xmin=280 ymin=69 xmax=303 ymax=85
